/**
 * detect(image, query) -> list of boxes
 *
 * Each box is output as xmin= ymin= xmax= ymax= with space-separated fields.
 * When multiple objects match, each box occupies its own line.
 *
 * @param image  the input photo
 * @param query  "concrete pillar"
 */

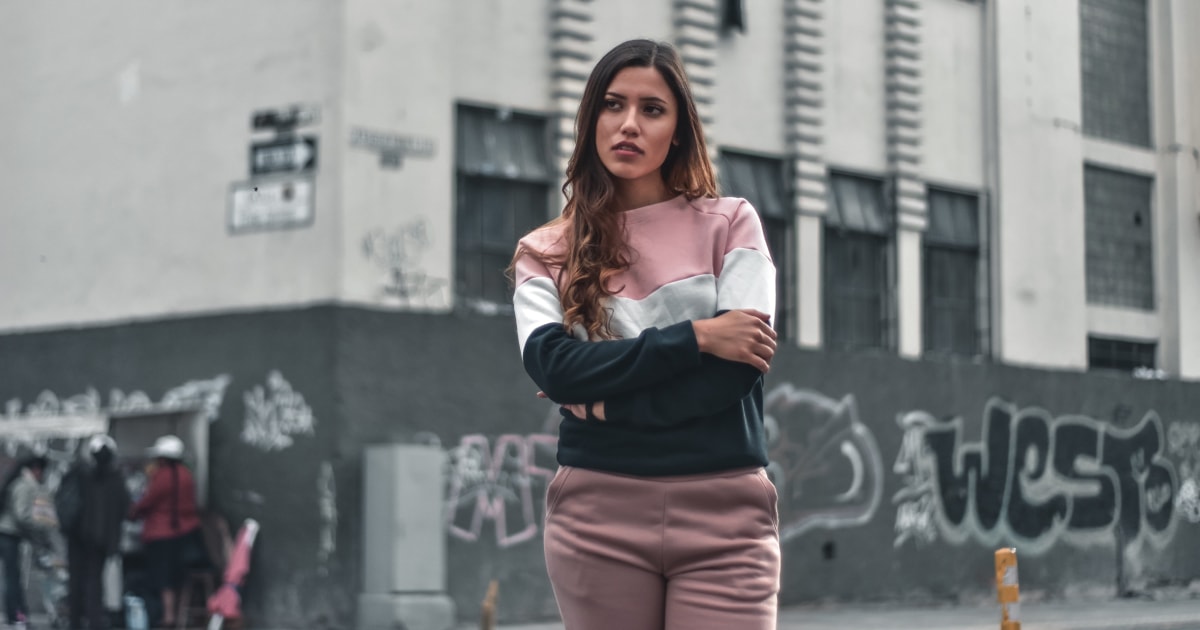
xmin=796 ymin=213 xmax=823 ymax=348
xmin=896 ymin=221 xmax=923 ymax=357
xmin=784 ymin=0 xmax=827 ymax=349
xmin=884 ymin=0 xmax=926 ymax=358
xmin=357 ymin=444 xmax=455 ymax=630
xmin=549 ymin=0 xmax=596 ymax=187
xmin=988 ymin=0 xmax=1088 ymax=368
xmin=674 ymin=0 xmax=720 ymax=166
xmin=1161 ymin=0 xmax=1200 ymax=379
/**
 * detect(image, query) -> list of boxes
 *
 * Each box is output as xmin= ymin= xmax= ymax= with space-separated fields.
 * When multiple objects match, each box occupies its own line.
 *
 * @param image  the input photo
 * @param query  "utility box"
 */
xmin=358 ymin=444 xmax=455 ymax=630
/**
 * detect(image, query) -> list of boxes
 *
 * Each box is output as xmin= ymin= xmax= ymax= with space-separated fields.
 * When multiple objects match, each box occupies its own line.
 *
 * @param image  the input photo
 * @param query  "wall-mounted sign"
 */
xmin=349 ymin=127 xmax=435 ymax=169
xmin=251 ymin=104 xmax=320 ymax=131
xmin=228 ymin=177 xmax=314 ymax=234
xmin=250 ymin=136 xmax=318 ymax=175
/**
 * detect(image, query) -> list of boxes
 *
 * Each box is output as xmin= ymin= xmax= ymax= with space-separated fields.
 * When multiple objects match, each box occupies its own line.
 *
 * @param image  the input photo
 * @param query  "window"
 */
xmin=1079 ymin=0 xmax=1151 ymax=147
xmin=825 ymin=173 xmax=892 ymax=350
xmin=455 ymin=104 xmax=552 ymax=309
xmin=1084 ymin=165 xmax=1154 ymax=310
xmin=719 ymin=150 xmax=792 ymax=339
xmin=924 ymin=189 xmax=983 ymax=357
xmin=1088 ymin=336 xmax=1156 ymax=371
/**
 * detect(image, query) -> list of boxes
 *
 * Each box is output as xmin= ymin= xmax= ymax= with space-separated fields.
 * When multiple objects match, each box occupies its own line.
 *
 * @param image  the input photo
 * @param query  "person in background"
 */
xmin=128 ymin=435 xmax=201 ymax=629
xmin=60 ymin=435 xmax=131 ymax=630
xmin=0 ymin=451 xmax=55 ymax=630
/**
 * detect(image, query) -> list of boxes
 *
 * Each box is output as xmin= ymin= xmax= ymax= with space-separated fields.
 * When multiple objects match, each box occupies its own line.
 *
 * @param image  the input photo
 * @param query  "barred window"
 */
xmin=1080 ymin=0 xmax=1151 ymax=147
xmin=1088 ymin=336 xmax=1156 ymax=371
xmin=455 ymin=104 xmax=551 ymax=309
xmin=720 ymin=150 xmax=792 ymax=339
xmin=825 ymin=173 xmax=891 ymax=351
xmin=924 ymin=189 xmax=983 ymax=357
xmin=1084 ymin=165 xmax=1154 ymax=310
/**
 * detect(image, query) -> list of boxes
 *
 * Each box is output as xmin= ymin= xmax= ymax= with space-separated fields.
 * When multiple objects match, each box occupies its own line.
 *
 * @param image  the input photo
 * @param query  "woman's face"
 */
xmin=594 ymin=65 xmax=678 ymax=189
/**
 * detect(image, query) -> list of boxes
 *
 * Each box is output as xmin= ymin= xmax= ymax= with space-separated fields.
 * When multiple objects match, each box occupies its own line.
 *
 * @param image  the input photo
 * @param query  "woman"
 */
xmin=510 ymin=39 xmax=780 ymax=630
xmin=128 ymin=435 xmax=202 ymax=629
xmin=0 ymin=452 xmax=54 ymax=629
xmin=61 ymin=434 xmax=131 ymax=630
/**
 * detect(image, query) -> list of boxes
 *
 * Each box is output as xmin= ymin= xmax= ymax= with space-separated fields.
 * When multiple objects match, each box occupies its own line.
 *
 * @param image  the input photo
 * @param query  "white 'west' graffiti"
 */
xmin=893 ymin=398 xmax=1177 ymax=555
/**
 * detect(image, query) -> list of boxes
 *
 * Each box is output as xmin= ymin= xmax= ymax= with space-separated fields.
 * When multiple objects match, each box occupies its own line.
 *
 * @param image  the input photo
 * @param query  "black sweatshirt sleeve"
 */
xmin=602 ymin=353 xmax=763 ymax=427
xmin=521 ymin=321 xmax=702 ymax=404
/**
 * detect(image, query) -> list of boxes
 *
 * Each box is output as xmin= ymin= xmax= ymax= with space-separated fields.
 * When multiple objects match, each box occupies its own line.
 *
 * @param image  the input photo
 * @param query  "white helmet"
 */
xmin=146 ymin=435 xmax=184 ymax=460
xmin=88 ymin=434 xmax=117 ymax=455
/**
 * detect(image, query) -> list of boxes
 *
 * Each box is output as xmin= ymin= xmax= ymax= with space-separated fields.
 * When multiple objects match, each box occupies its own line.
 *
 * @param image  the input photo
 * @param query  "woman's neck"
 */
xmin=614 ymin=175 xmax=673 ymax=211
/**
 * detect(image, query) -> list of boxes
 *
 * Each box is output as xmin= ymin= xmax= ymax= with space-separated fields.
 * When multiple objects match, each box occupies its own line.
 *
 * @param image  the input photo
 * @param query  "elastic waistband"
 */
xmin=565 ymin=465 xmax=764 ymax=484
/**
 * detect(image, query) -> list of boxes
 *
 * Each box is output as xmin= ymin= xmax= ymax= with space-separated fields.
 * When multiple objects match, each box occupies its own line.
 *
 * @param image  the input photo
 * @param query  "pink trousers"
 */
xmin=543 ymin=465 xmax=781 ymax=630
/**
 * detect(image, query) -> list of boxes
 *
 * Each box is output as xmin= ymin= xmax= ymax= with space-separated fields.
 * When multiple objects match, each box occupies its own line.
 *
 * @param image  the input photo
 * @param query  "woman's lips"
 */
xmin=612 ymin=142 xmax=643 ymax=157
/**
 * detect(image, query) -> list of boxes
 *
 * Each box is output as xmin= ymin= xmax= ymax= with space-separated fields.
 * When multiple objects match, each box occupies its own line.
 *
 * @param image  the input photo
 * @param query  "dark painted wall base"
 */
xmin=2 ymin=305 xmax=1198 ymax=625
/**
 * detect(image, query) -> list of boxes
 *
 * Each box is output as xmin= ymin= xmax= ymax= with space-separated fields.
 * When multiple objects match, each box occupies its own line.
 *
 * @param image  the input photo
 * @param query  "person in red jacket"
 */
xmin=128 ymin=435 xmax=202 ymax=628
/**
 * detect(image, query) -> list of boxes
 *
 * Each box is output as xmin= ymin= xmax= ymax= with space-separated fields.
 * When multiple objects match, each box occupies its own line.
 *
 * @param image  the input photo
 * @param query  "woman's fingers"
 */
xmin=695 ymin=310 xmax=780 ymax=372
xmin=739 ymin=308 xmax=773 ymax=325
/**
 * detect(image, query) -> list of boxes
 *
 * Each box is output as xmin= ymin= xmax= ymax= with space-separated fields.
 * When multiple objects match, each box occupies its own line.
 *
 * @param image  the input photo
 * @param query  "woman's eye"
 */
xmin=604 ymin=99 xmax=620 ymax=110
xmin=644 ymin=106 xmax=663 ymax=116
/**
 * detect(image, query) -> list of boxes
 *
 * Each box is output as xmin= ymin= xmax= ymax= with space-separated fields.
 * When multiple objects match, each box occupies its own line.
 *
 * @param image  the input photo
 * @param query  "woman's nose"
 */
xmin=619 ymin=112 xmax=639 ymax=135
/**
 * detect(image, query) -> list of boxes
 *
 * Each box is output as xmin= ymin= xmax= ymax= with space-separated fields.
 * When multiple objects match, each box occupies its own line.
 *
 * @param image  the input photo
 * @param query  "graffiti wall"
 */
xmin=425 ymin=345 xmax=1200 ymax=617
xmin=893 ymin=401 xmax=1176 ymax=555
xmin=0 ymin=308 xmax=347 ymax=630
xmin=5 ymin=307 xmax=1200 ymax=625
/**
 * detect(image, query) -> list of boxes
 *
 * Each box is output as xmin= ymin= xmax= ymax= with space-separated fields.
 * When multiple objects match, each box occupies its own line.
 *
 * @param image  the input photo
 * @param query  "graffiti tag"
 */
xmin=893 ymin=399 xmax=1176 ymax=555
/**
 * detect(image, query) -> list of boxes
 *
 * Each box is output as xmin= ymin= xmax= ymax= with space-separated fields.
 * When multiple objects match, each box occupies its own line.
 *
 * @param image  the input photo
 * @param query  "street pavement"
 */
xmin=462 ymin=597 xmax=1200 ymax=630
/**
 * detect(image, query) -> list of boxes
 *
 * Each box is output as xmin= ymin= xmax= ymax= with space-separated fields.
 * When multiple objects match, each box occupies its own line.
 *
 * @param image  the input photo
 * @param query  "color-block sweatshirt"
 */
xmin=512 ymin=194 xmax=776 ymax=476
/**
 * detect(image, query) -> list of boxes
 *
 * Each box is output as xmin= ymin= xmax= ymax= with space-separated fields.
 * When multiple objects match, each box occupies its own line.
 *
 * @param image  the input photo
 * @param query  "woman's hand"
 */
xmin=692 ymin=309 xmax=777 ymax=373
xmin=538 ymin=391 xmax=606 ymax=421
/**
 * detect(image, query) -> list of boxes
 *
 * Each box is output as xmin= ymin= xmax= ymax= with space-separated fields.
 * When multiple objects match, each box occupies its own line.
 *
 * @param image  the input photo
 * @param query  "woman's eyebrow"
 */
xmin=605 ymin=91 xmax=668 ymax=105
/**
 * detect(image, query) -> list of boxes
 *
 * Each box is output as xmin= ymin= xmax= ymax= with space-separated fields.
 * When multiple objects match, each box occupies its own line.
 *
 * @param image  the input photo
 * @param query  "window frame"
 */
xmin=1082 ymin=163 xmax=1156 ymax=312
xmin=823 ymin=170 xmax=894 ymax=352
xmin=453 ymin=102 xmax=555 ymax=312
xmin=1078 ymin=0 xmax=1153 ymax=148
xmin=922 ymin=186 xmax=989 ymax=359
xmin=1087 ymin=334 xmax=1157 ymax=372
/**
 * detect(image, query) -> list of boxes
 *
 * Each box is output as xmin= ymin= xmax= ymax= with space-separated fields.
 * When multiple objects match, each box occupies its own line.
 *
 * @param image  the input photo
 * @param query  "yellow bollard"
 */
xmin=994 ymin=548 xmax=1021 ymax=630
xmin=480 ymin=580 xmax=499 ymax=630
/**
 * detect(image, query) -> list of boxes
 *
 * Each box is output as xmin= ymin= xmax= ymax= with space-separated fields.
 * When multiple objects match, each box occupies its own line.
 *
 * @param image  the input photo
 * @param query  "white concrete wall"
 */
xmin=715 ymin=0 xmax=786 ymax=155
xmin=922 ymin=0 xmax=985 ymax=189
xmin=0 ymin=1 xmax=343 ymax=332
xmin=591 ymin=1 xmax=675 ymax=61
xmin=454 ymin=2 xmax=551 ymax=112
xmin=824 ymin=0 xmax=887 ymax=174
xmin=990 ymin=0 xmax=1088 ymax=369
xmin=338 ymin=0 xmax=457 ymax=311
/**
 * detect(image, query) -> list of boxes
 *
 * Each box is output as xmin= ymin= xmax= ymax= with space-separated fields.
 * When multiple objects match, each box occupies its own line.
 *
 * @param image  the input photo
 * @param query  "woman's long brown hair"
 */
xmin=510 ymin=39 xmax=717 ymax=339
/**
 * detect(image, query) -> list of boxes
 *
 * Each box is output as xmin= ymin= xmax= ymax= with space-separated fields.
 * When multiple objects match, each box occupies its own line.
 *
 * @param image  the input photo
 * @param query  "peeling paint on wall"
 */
xmin=241 ymin=370 xmax=315 ymax=452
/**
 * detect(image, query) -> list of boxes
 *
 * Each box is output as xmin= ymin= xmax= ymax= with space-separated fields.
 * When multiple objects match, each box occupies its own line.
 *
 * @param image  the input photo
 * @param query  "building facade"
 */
xmin=2 ymin=0 xmax=1199 ymax=625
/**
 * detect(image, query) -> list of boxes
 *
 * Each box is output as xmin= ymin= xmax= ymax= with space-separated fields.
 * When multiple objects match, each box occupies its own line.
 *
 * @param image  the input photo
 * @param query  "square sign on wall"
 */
xmin=228 ymin=176 xmax=315 ymax=234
